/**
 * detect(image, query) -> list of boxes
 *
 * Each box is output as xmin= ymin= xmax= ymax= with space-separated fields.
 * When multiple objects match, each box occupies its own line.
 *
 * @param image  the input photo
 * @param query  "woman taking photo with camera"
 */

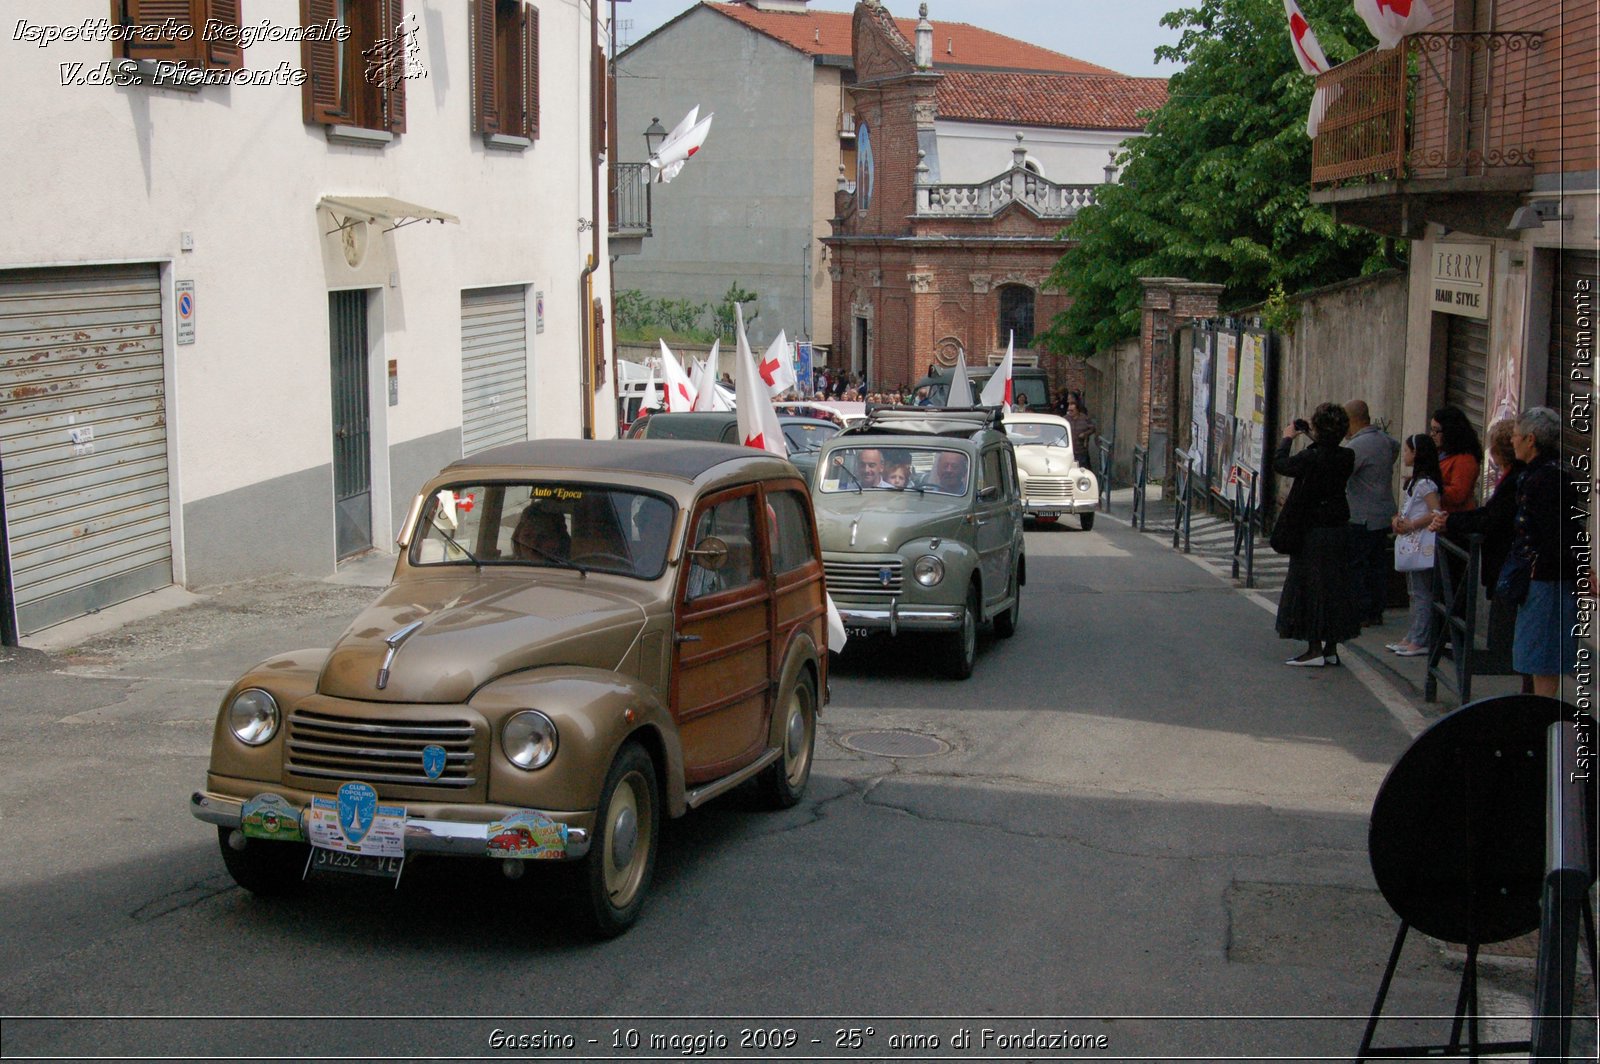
xmin=1272 ymin=403 xmax=1361 ymax=666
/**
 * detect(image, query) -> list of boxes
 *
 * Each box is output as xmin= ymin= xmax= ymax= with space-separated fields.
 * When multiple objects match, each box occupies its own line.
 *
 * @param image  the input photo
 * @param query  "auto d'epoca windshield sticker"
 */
xmin=307 ymin=781 xmax=405 ymax=857
xmin=239 ymin=793 xmax=306 ymax=843
xmin=486 ymin=811 xmax=568 ymax=860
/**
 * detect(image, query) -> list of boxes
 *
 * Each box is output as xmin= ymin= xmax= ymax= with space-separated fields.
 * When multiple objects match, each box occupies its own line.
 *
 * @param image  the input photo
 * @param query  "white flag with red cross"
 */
xmin=691 ymin=341 xmax=729 ymax=411
xmin=1354 ymin=0 xmax=1433 ymax=50
xmin=658 ymin=340 xmax=697 ymax=413
xmin=734 ymin=306 xmax=786 ymax=457
xmin=1283 ymin=0 xmax=1330 ymax=75
xmin=756 ymin=330 xmax=797 ymax=398
xmin=978 ymin=333 xmax=1015 ymax=411
xmin=650 ymin=110 xmax=714 ymax=184
xmin=945 ymin=352 xmax=973 ymax=407
xmin=1283 ymin=1 xmax=1337 ymax=137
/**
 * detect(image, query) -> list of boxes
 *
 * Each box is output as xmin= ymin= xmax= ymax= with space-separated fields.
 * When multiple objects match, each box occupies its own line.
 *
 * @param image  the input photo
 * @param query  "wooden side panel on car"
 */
xmin=673 ymin=488 xmax=772 ymax=785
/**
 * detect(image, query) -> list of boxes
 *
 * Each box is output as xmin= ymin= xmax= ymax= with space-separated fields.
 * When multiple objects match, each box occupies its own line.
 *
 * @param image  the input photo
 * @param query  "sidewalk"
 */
xmin=1101 ymin=486 xmax=1524 ymax=722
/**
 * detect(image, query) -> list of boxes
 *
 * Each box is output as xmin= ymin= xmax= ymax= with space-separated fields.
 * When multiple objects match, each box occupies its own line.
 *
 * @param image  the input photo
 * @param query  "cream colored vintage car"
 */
xmin=1003 ymin=412 xmax=1099 ymax=530
xmin=190 ymin=440 xmax=827 ymax=936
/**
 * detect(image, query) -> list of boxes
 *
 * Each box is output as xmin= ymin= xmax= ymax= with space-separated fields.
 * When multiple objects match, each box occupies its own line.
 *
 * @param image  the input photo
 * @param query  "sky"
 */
xmin=611 ymin=0 xmax=1189 ymax=77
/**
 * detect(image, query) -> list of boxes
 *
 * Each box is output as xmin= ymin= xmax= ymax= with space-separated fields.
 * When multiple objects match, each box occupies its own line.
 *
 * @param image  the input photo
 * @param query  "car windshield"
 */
xmin=411 ymin=482 xmax=676 ymax=579
xmin=782 ymin=420 xmax=840 ymax=453
xmin=1005 ymin=422 xmax=1070 ymax=449
xmin=818 ymin=445 xmax=971 ymax=496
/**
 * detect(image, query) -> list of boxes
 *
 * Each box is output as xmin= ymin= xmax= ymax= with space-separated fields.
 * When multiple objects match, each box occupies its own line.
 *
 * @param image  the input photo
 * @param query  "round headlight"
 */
xmin=503 ymin=710 xmax=559 ymax=770
xmin=913 ymin=555 xmax=945 ymax=587
xmin=1077 ymin=477 xmax=1093 ymax=493
xmin=228 ymin=688 xmax=279 ymax=746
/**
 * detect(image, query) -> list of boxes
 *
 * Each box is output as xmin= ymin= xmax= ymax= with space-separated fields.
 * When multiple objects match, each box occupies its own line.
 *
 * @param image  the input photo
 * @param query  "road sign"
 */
xmin=175 ymin=281 xmax=195 ymax=345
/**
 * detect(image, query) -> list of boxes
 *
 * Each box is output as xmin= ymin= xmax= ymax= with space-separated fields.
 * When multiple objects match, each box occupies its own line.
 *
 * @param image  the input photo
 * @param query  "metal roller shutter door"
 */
xmin=460 ymin=286 xmax=528 ymax=456
xmin=1444 ymin=314 xmax=1489 ymax=433
xmin=1547 ymin=251 xmax=1598 ymax=469
xmin=0 ymin=266 xmax=172 ymax=635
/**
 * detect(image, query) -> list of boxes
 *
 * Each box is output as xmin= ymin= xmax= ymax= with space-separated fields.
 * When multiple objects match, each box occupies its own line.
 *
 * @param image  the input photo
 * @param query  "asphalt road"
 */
xmin=0 ymin=517 xmax=1570 ymax=1061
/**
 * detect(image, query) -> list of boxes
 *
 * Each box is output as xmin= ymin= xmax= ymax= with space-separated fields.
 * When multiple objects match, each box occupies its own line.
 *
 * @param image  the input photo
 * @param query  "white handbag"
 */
xmin=1394 ymin=528 xmax=1436 ymax=572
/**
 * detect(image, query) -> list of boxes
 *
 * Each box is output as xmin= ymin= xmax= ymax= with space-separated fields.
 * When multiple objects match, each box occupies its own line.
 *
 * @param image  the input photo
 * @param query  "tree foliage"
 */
xmin=1039 ymin=0 xmax=1403 ymax=356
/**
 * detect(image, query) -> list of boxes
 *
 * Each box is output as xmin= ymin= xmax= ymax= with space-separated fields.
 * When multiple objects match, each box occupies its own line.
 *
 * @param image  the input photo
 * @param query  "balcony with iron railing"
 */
xmin=1308 ymin=31 xmax=1544 ymax=237
xmin=608 ymin=161 xmax=652 ymax=255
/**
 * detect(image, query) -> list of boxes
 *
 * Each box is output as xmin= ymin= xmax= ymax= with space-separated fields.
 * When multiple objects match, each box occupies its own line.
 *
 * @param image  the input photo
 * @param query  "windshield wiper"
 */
xmin=517 ymin=545 xmax=590 ymax=577
xmin=835 ymin=464 xmax=864 ymax=494
xmin=436 ymin=528 xmax=482 ymax=573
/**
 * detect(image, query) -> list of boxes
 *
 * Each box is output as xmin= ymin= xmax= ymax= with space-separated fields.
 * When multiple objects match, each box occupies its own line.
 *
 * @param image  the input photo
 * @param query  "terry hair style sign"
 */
xmin=1430 ymin=242 xmax=1491 ymax=319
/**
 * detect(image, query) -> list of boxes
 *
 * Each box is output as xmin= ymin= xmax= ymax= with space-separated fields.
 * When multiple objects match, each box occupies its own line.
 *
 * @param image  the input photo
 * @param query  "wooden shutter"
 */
xmin=300 ymin=0 xmax=342 ymax=124
xmin=202 ymin=0 xmax=242 ymax=68
xmin=380 ymin=0 xmax=407 ymax=133
xmin=114 ymin=0 xmax=202 ymax=64
xmin=470 ymin=0 xmax=500 ymax=134
xmin=523 ymin=5 xmax=540 ymax=141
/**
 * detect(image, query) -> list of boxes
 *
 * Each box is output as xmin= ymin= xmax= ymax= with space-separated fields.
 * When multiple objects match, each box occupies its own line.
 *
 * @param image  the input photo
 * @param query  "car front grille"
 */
xmin=825 ymin=560 xmax=903 ymax=597
xmin=286 ymin=709 xmax=478 ymax=789
xmin=1025 ymin=476 xmax=1077 ymax=501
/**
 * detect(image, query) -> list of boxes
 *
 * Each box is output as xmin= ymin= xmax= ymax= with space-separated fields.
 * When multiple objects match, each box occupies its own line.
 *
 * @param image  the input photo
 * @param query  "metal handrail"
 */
xmin=1230 ymin=466 xmax=1259 ymax=588
xmin=1131 ymin=444 xmax=1149 ymax=531
xmin=1096 ymin=436 xmax=1114 ymax=514
xmin=609 ymin=162 xmax=652 ymax=235
xmin=1424 ymin=533 xmax=1482 ymax=703
xmin=1172 ymin=452 xmax=1195 ymax=553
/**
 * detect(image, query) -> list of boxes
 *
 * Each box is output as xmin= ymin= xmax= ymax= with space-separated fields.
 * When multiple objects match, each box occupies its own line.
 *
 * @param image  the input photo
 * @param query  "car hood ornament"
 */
xmin=376 ymin=620 xmax=424 ymax=690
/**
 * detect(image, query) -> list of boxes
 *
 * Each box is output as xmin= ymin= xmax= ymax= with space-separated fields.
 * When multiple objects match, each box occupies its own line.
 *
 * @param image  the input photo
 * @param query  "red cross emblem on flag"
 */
xmin=459 ymin=494 xmax=475 ymax=512
xmin=758 ymin=353 xmax=782 ymax=388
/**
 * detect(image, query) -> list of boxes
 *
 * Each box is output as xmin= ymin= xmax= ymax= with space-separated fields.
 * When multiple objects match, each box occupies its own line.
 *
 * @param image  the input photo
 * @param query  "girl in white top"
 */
xmin=1389 ymin=432 xmax=1444 ymax=655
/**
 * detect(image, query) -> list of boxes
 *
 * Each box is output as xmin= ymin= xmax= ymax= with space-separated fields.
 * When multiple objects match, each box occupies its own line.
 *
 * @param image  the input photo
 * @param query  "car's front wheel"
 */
xmin=217 ymin=827 xmax=307 ymax=897
xmin=941 ymin=583 xmax=980 ymax=680
xmin=1080 ymin=512 xmax=1096 ymax=531
xmin=760 ymin=672 xmax=817 ymax=808
xmin=577 ymin=742 xmax=659 ymax=938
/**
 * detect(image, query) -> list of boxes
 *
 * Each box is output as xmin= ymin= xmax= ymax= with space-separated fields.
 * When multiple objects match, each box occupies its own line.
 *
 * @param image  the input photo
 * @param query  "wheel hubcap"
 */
xmin=610 ymin=806 xmax=638 ymax=868
xmin=786 ymin=704 xmax=806 ymax=760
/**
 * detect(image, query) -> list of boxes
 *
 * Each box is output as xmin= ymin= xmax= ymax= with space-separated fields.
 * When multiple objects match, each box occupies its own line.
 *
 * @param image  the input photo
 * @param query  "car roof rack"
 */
xmin=841 ymin=404 xmax=1005 ymax=438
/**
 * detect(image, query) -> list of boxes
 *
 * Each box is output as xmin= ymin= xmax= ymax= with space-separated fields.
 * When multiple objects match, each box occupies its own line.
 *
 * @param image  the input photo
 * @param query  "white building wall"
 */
xmin=2 ymin=0 xmax=611 ymax=587
xmin=934 ymin=121 xmax=1132 ymax=184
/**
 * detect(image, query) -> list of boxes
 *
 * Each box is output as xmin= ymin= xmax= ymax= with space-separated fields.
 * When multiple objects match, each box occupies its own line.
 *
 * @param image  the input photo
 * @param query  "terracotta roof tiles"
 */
xmin=937 ymin=70 xmax=1169 ymax=131
xmin=706 ymin=2 xmax=1122 ymax=76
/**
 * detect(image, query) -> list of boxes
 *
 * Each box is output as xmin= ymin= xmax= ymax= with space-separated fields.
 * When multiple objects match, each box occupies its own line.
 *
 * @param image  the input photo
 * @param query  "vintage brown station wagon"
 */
xmin=190 ymin=440 xmax=828 ymax=935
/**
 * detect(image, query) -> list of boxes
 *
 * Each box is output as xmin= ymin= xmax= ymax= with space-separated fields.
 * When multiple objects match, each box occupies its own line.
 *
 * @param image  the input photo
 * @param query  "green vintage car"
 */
xmin=812 ymin=407 xmax=1024 ymax=679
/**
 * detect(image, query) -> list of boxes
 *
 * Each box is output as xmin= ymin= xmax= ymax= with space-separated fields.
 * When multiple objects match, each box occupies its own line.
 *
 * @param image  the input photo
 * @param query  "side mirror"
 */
xmin=686 ymin=535 xmax=729 ymax=571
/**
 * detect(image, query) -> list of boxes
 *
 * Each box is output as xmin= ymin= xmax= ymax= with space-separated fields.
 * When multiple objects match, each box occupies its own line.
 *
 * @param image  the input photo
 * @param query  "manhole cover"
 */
xmin=838 ymin=730 xmax=950 ymax=758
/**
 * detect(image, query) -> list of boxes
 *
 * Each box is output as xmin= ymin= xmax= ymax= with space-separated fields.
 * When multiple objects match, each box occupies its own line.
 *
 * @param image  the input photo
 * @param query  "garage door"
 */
xmin=0 ymin=266 xmax=172 ymax=636
xmin=460 ymin=286 xmax=528 ymax=456
xmin=1444 ymin=314 xmax=1489 ymax=434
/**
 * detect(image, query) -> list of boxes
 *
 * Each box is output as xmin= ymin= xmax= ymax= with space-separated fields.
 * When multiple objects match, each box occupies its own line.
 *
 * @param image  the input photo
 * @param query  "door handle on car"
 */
xmin=674 ymin=634 xmax=702 ymax=644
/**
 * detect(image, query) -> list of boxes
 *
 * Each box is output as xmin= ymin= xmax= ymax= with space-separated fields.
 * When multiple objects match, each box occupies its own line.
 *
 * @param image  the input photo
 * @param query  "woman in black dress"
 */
xmin=1273 ymin=402 xmax=1361 ymax=666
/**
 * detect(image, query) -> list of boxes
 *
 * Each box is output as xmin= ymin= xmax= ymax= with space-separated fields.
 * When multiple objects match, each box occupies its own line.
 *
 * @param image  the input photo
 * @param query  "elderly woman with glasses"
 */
xmin=1505 ymin=407 xmax=1583 ymax=696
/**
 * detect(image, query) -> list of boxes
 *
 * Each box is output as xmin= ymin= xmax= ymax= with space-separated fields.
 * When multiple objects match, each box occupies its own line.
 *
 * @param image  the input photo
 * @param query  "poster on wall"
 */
xmin=1210 ymin=332 xmax=1239 ymax=484
xmin=1190 ymin=331 xmax=1212 ymax=474
xmin=1237 ymin=332 xmax=1268 ymax=484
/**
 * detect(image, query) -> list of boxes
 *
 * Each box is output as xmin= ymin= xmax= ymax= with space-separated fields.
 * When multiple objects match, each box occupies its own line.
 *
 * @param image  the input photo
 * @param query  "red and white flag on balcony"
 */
xmin=734 ymin=305 xmax=786 ymax=458
xmin=978 ymin=333 xmax=1015 ymax=411
xmin=658 ymin=339 xmax=697 ymax=412
xmin=1354 ymin=0 xmax=1433 ymax=51
xmin=650 ymin=108 xmax=714 ymax=184
xmin=1283 ymin=1 xmax=1334 ymax=137
xmin=1283 ymin=0 xmax=1330 ymax=74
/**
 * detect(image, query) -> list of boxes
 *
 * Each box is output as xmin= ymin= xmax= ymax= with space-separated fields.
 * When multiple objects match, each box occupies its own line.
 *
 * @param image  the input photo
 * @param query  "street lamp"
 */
xmin=644 ymin=117 xmax=666 ymax=158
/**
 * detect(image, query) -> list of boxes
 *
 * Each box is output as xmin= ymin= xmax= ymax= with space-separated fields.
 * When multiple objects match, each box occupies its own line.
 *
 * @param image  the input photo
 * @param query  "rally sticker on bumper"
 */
xmin=307 ymin=782 xmax=405 ymax=857
xmin=485 ymin=811 xmax=568 ymax=860
xmin=239 ymin=793 xmax=306 ymax=843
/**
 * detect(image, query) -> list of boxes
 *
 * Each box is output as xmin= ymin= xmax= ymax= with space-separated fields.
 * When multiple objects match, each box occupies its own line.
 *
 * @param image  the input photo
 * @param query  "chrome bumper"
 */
xmin=836 ymin=601 xmax=964 ymax=636
xmin=1023 ymin=499 xmax=1092 ymax=515
xmin=190 ymin=791 xmax=591 ymax=858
